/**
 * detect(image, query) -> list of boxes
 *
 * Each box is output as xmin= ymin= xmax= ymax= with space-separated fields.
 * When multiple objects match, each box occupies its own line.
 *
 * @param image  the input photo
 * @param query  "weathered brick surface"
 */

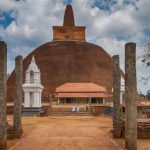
xmin=125 ymin=43 xmax=137 ymax=150
xmin=0 ymin=41 xmax=7 ymax=150
xmin=53 ymin=5 xmax=85 ymax=41
xmin=53 ymin=26 xmax=86 ymax=42
xmin=13 ymin=55 xmax=23 ymax=138
xmin=7 ymin=41 xmax=114 ymax=101
xmin=112 ymin=55 xmax=121 ymax=138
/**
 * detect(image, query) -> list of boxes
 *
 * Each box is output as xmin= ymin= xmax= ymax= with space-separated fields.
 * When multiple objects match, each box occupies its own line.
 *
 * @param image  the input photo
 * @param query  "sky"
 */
xmin=0 ymin=0 xmax=150 ymax=94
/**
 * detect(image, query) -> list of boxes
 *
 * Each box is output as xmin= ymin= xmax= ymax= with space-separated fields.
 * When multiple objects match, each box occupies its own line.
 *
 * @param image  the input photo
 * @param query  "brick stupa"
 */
xmin=7 ymin=5 xmax=122 ymax=101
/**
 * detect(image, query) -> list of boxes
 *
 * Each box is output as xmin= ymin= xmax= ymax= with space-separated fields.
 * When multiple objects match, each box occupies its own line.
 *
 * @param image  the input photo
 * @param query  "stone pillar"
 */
xmin=0 ymin=41 xmax=7 ymax=150
xmin=112 ymin=55 xmax=121 ymax=138
xmin=125 ymin=43 xmax=137 ymax=150
xmin=14 ymin=55 xmax=23 ymax=138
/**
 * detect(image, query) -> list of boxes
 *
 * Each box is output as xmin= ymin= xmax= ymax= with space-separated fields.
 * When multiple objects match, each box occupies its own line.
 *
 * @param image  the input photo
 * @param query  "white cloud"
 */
xmin=0 ymin=0 xmax=149 ymax=94
xmin=0 ymin=0 xmax=66 ymax=72
xmin=95 ymin=36 xmax=150 ymax=94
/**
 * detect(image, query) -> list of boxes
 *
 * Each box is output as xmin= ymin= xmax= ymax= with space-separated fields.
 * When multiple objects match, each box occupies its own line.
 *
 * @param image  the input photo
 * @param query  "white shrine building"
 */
xmin=120 ymin=77 xmax=125 ymax=104
xmin=22 ymin=56 xmax=44 ymax=115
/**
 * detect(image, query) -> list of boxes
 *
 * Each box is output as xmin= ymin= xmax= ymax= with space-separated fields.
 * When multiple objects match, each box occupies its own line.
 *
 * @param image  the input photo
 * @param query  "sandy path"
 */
xmin=8 ymin=116 xmax=122 ymax=150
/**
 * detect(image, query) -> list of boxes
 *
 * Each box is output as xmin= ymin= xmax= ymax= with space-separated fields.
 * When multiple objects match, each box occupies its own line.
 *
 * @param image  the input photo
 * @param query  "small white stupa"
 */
xmin=22 ymin=56 xmax=44 ymax=115
xmin=120 ymin=77 xmax=125 ymax=104
xmin=111 ymin=76 xmax=125 ymax=105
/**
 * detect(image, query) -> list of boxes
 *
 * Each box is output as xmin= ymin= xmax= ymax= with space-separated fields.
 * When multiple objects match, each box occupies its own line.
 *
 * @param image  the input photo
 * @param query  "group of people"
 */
xmin=72 ymin=104 xmax=80 ymax=112
xmin=72 ymin=104 xmax=90 ymax=112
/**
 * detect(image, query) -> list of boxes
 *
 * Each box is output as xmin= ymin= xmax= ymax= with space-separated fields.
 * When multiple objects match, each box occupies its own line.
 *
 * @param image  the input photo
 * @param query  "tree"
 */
xmin=142 ymin=34 xmax=150 ymax=66
xmin=141 ymin=35 xmax=150 ymax=97
xmin=146 ymin=90 xmax=150 ymax=100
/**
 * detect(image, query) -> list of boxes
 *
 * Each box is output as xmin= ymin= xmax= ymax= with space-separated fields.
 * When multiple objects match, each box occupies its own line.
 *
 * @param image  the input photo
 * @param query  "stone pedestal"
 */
xmin=0 ymin=41 xmax=7 ymax=150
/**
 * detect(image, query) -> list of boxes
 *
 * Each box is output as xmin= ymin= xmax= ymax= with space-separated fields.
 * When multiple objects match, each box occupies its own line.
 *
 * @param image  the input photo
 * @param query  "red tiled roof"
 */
xmin=122 ymin=100 xmax=150 ymax=107
xmin=55 ymin=83 xmax=107 ymax=93
xmin=55 ymin=92 xmax=110 ymax=98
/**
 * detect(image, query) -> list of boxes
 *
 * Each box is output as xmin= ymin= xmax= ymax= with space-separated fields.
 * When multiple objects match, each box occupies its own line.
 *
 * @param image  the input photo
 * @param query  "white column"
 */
xmin=24 ymin=92 xmax=30 ymax=107
xmin=33 ymin=92 xmax=39 ymax=107
xmin=40 ymin=92 xmax=42 ymax=107
xmin=58 ymin=98 xmax=60 ymax=104
xmin=103 ymin=98 xmax=105 ymax=104
xmin=30 ymin=92 xmax=34 ymax=107
xmin=39 ymin=92 xmax=41 ymax=107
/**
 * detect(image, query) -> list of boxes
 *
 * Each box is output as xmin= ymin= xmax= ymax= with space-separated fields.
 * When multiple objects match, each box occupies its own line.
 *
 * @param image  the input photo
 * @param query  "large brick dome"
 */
xmin=7 ymin=41 xmax=113 ymax=101
xmin=7 ymin=5 xmax=114 ymax=101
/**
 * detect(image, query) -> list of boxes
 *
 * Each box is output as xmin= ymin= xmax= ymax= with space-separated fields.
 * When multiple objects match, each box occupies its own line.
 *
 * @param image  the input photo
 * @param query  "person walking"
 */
xmin=72 ymin=104 xmax=76 ymax=112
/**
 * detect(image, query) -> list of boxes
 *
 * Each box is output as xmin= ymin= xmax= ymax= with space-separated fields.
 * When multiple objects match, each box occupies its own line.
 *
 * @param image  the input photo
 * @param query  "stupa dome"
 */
xmin=7 ymin=5 xmax=115 ymax=101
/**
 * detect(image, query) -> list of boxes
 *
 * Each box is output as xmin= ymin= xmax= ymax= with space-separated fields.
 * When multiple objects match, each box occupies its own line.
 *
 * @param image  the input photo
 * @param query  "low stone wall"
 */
xmin=121 ymin=106 xmax=150 ymax=119
xmin=121 ymin=119 xmax=150 ymax=139
xmin=7 ymin=105 xmax=113 ymax=116
xmin=90 ymin=105 xmax=112 ymax=116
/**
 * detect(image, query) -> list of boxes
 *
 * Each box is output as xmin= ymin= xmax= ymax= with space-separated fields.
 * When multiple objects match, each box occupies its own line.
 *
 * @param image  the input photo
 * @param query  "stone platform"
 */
xmin=48 ymin=107 xmax=92 ymax=116
xmin=22 ymin=107 xmax=44 ymax=116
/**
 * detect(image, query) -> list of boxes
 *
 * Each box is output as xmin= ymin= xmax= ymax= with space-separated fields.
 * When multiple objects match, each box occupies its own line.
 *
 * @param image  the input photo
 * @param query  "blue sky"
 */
xmin=0 ymin=0 xmax=150 ymax=94
xmin=0 ymin=11 xmax=15 ymax=29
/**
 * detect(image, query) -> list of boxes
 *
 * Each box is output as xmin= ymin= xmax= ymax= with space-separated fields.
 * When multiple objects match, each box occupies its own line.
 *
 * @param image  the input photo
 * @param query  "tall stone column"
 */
xmin=125 ymin=43 xmax=137 ymax=150
xmin=0 ymin=41 xmax=7 ymax=150
xmin=14 ymin=55 xmax=23 ymax=138
xmin=112 ymin=55 xmax=121 ymax=138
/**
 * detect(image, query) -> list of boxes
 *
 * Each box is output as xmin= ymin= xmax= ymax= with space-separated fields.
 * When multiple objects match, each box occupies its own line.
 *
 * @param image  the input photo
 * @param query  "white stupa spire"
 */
xmin=32 ymin=55 xmax=35 ymax=62
xmin=27 ymin=55 xmax=39 ymax=73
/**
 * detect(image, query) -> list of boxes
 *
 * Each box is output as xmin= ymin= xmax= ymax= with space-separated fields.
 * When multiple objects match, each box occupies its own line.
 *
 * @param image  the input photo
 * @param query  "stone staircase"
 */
xmin=48 ymin=108 xmax=92 ymax=116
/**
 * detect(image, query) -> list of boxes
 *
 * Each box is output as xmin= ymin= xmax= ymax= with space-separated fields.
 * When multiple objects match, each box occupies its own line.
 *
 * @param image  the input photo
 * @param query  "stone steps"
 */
xmin=49 ymin=108 xmax=86 ymax=111
xmin=49 ymin=113 xmax=92 ymax=116
xmin=48 ymin=108 xmax=92 ymax=116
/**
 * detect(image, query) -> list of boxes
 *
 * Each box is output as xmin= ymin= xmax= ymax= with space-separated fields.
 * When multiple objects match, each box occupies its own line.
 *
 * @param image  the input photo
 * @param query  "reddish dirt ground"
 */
xmin=7 ymin=116 xmax=150 ymax=150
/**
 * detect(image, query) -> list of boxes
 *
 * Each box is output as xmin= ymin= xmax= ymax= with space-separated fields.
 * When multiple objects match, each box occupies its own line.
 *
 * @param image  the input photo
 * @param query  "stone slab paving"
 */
xmin=9 ymin=124 xmax=122 ymax=150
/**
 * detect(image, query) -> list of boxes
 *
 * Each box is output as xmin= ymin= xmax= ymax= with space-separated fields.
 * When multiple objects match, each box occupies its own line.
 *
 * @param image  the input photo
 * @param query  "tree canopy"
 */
xmin=142 ymin=34 xmax=150 ymax=66
xmin=146 ymin=90 xmax=150 ymax=100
